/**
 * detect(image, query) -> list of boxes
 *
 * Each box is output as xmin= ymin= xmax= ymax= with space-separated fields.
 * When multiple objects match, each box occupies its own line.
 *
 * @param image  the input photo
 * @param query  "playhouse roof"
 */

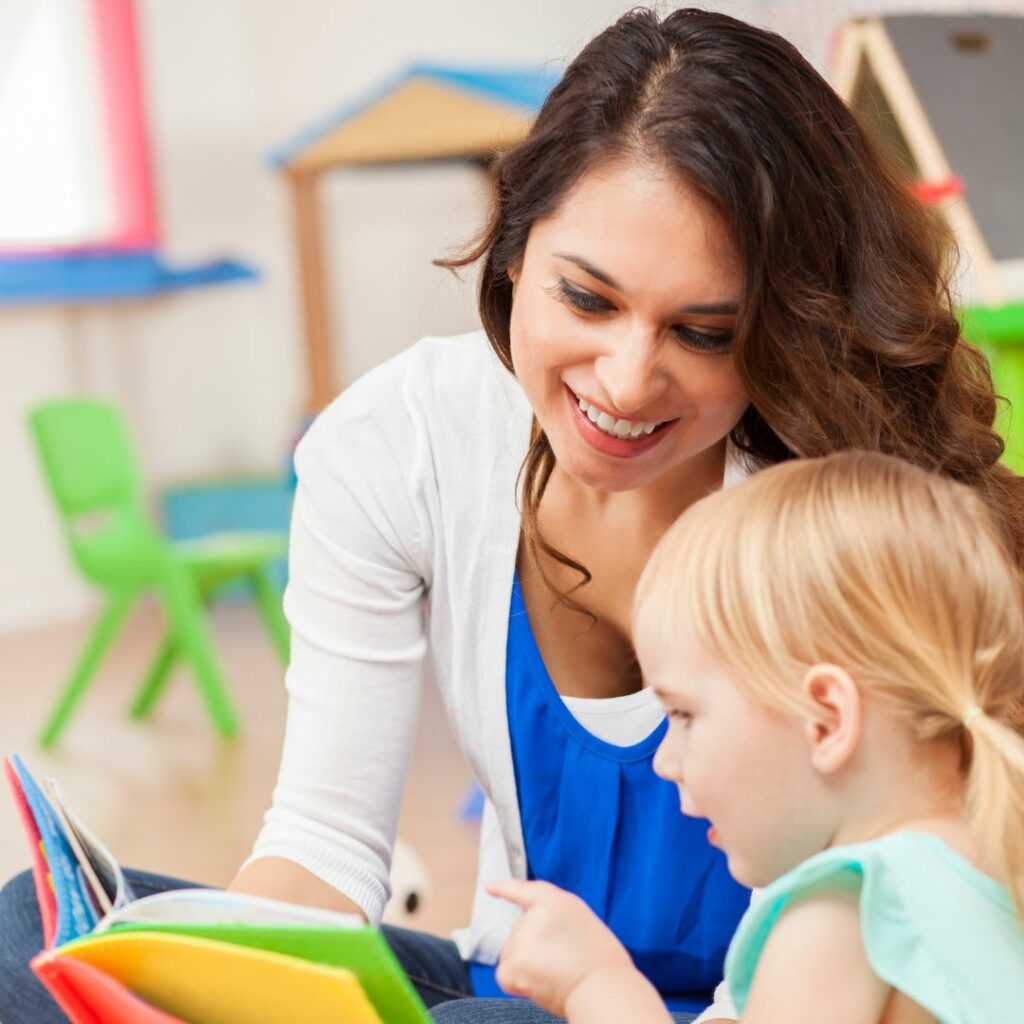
xmin=270 ymin=63 xmax=562 ymax=173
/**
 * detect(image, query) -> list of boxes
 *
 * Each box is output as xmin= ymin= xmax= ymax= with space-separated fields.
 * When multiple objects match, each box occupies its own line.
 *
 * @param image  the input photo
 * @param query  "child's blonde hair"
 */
xmin=635 ymin=450 xmax=1024 ymax=912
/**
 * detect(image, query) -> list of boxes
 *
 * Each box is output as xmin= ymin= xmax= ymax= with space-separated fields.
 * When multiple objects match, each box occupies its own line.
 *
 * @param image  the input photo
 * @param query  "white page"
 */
xmin=97 ymin=888 xmax=365 ymax=933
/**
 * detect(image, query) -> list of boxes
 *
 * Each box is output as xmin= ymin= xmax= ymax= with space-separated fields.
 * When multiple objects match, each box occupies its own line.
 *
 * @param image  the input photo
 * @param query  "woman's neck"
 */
xmin=551 ymin=437 xmax=729 ymax=534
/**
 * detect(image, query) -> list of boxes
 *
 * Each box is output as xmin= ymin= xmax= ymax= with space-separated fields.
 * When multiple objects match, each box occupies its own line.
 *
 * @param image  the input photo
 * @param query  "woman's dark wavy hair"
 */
xmin=441 ymin=7 xmax=1024 ymax=604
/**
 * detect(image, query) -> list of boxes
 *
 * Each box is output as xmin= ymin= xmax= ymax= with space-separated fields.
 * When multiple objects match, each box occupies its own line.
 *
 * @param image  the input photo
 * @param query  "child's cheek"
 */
xmin=675 ymin=774 xmax=703 ymax=818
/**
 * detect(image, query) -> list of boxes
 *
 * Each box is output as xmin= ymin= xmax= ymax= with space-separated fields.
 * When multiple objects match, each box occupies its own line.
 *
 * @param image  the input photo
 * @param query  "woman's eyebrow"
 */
xmin=553 ymin=251 xmax=619 ymax=288
xmin=677 ymin=301 xmax=739 ymax=316
xmin=554 ymin=252 xmax=739 ymax=316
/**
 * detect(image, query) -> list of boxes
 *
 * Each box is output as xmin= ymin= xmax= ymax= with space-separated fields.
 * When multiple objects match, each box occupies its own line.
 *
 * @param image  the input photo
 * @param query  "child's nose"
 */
xmin=653 ymin=735 xmax=681 ymax=782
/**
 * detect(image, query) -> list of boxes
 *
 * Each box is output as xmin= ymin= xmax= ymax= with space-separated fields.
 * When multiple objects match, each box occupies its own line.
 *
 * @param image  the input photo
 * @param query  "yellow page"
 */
xmin=60 ymin=930 xmax=383 ymax=1024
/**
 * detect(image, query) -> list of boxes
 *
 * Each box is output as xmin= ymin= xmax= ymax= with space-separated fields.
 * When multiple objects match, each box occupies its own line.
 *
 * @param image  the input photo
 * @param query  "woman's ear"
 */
xmin=801 ymin=664 xmax=862 ymax=775
xmin=507 ymin=263 xmax=521 ymax=287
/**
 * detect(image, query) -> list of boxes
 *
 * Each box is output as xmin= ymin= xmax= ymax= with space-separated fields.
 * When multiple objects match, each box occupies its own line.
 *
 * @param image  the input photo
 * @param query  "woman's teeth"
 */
xmin=577 ymin=397 xmax=660 ymax=439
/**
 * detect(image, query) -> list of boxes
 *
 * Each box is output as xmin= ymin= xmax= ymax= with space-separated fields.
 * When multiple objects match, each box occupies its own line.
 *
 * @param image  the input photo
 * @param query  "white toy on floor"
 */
xmin=382 ymin=839 xmax=431 ymax=924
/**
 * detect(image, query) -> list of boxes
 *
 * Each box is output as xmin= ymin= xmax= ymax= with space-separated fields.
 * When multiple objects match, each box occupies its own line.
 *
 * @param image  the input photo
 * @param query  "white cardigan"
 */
xmin=247 ymin=330 xmax=740 ymax=1020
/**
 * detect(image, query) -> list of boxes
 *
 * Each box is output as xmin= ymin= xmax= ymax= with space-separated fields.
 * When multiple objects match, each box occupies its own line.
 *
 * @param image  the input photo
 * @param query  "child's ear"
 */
xmin=800 ymin=664 xmax=862 ymax=775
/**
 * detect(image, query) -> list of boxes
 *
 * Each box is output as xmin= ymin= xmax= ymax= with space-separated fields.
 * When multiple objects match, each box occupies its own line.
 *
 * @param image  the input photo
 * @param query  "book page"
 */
xmin=98 ymin=888 xmax=365 ymax=932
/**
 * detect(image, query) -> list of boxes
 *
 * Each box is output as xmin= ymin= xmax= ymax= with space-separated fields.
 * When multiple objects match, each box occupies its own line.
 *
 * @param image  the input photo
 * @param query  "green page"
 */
xmin=107 ymin=923 xmax=432 ymax=1024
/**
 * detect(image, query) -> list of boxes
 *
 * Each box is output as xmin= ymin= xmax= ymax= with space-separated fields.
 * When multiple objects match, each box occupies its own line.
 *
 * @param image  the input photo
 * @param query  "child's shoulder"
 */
xmin=726 ymin=832 xmax=1024 ymax=1023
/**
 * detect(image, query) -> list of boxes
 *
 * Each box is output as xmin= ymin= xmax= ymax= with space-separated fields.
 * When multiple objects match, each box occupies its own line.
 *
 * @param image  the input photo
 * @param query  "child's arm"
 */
xmin=740 ymin=891 xmax=890 ymax=1024
xmin=562 ymin=964 xmax=676 ymax=1024
xmin=488 ymin=879 xmax=673 ymax=1024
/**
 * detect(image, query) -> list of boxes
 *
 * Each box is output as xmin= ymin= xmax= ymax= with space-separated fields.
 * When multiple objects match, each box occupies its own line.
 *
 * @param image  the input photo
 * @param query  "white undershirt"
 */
xmin=561 ymin=687 xmax=666 ymax=745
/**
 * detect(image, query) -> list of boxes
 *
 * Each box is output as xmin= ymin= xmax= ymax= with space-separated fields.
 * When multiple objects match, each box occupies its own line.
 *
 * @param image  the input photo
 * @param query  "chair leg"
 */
xmin=130 ymin=631 xmax=178 ymax=719
xmin=250 ymin=565 xmax=290 ymax=664
xmin=157 ymin=566 xmax=240 ymax=739
xmin=39 ymin=588 xmax=137 ymax=748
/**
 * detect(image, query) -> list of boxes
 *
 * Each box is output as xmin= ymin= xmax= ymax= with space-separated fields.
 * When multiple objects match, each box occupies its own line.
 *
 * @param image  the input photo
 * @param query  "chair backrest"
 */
xmin=28 ymin=399 xmax=163 ymax=584
xmin=28 ymin=398 xmax=143 ymax=519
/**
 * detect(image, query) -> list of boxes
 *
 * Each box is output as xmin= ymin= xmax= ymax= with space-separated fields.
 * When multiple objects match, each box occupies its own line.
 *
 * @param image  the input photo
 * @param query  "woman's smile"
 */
xmin=565 ymin=384 xmax=677 ymax=459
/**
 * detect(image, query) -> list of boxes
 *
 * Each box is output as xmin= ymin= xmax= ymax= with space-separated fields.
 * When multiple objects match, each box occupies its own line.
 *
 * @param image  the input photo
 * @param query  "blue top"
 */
xmin=726 ymin=832 xmax=1024 ymax=1022
xmin=471 ymin=575 xmax=750 ymax=1012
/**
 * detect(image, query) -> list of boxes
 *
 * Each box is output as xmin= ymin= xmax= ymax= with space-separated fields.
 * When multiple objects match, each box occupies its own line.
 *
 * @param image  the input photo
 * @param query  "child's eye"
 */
xmin=668 ymin=709 xmax=693 ymax=726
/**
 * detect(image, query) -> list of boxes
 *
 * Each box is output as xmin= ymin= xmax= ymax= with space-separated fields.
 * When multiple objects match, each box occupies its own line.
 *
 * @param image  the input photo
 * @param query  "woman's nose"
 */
xmin=594 ymin=327 xmax=665 ymax=416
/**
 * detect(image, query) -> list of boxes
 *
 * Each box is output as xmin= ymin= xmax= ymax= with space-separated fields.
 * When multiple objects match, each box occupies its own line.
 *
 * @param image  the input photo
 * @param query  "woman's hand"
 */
xmin=488 ymin=879 xmax=671 ymax=1023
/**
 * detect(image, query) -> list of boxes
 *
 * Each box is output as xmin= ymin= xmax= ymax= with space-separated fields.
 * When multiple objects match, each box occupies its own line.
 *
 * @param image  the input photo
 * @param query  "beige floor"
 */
xmin=0 ymin=598 xmax=480 ymax=936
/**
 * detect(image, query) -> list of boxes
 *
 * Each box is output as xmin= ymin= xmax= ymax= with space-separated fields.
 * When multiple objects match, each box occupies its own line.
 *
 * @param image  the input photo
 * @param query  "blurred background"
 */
xmin=2 ymin=0 xmax=1023 ymax=935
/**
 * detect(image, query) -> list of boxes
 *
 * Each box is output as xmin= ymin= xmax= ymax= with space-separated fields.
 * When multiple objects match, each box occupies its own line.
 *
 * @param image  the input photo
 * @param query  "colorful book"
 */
xmin=6 ymin=755 xmax=432 ymax=1024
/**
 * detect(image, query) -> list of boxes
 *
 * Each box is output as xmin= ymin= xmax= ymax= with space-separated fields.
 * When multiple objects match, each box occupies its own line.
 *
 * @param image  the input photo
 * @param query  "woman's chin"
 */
xmin=563 ymin=464 xmax=648 ymax=494
xmin=551 ymin=442 xmax=659 ymax=493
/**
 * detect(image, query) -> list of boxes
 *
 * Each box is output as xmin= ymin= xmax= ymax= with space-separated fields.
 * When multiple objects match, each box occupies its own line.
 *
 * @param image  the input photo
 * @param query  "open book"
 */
xmin=5 ymin=755 xmax=431 ymax=1024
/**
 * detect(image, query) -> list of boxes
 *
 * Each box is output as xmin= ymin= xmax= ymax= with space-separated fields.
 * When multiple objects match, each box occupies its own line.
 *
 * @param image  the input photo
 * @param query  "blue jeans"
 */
xmin=0 ymin=868 xmax=698 ymax=1023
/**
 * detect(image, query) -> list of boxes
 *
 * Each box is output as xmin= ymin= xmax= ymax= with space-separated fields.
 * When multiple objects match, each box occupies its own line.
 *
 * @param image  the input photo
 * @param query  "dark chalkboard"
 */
xmin=881 ymin=14 xmax=1024 ymax=262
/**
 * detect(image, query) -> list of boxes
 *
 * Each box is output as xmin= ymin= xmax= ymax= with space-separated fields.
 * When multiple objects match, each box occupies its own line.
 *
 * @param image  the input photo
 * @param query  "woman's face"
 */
xmin=508 ymin=158 xmax=749 ymax=494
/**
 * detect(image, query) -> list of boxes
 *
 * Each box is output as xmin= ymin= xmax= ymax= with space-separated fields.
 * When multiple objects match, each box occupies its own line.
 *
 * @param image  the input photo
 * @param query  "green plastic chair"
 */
xmin=961 ymin=301 xmax=1024 ymax=474
xmin=28 ymin=398 xmax=290 ymax=747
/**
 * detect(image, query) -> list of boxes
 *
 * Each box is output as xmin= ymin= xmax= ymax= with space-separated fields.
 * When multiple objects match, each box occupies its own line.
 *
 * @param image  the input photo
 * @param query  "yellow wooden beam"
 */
xmin=288 ymin=172 xmax=337 ymax=414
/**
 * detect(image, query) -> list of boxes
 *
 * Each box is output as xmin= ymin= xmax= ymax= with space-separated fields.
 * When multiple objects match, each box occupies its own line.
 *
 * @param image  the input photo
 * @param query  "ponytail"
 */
xmin=965 ymin=711 xmax=1024 ymax=915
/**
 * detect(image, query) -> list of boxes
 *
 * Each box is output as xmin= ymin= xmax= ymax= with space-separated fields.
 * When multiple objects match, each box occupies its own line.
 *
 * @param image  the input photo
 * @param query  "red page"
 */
xmin=32 ymin=953 xmax=187 ymax=1024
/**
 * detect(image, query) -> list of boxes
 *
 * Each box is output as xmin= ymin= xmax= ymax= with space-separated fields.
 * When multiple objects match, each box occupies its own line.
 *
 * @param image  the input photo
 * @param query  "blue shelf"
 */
xmin=0 ymin=249 xmax=258 ymax=305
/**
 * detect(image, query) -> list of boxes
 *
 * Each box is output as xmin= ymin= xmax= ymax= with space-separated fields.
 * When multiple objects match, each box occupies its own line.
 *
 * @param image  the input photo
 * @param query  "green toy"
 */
xmin=28 ymin=398 xmax=290 ymax=746
xmin=960 ymin=301 xmax=1024 ymax=473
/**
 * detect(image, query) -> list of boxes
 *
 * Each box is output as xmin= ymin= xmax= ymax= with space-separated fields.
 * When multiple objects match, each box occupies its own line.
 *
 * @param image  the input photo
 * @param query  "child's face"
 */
xmin=644 ymin=631 xmax=827 ymax=888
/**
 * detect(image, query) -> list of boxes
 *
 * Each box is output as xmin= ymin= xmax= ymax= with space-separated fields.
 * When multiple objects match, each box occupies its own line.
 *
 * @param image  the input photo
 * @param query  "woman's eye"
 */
xmin=552 ymin=278 xmax=733 ymax=354
xmin=553 ymin=278 xmax=613 ymax=314
xmin=672 ymin=325 xmax=733 ymax=354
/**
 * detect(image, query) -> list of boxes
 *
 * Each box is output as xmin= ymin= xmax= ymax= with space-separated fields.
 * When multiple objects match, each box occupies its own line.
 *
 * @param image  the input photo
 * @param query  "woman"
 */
xmin=2 ymin=8 xmax=1021 ymax=1024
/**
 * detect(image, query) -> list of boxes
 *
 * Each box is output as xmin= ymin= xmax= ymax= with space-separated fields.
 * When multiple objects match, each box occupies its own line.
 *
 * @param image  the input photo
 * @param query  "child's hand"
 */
xmin=487 ymin=879 xmax=638 ymax=1017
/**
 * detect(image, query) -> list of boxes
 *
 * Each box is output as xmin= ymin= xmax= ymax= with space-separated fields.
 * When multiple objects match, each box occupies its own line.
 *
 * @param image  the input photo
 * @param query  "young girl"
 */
xmin=491 ymin=451 xmax=1024 ymax=1023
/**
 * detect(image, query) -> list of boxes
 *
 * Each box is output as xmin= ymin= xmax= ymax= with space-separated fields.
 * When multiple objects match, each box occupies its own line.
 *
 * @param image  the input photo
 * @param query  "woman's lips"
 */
xmin=566 ymin=385 xmax=675 ymax=459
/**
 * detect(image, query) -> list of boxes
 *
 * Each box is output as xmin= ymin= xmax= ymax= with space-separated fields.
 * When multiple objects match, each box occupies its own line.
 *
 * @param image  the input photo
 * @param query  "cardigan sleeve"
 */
xmin=244 ymin=351 xmax=432 ymax=923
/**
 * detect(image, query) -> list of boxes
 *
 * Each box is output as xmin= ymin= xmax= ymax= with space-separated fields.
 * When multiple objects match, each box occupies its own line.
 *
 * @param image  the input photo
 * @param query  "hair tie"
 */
xmin=963 ymin=705 xmax=985 ymax=729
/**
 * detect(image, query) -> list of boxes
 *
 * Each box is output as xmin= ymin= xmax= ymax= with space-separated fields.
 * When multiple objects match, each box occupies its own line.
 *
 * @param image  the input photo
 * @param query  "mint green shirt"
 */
xmin=724 ymin=832 xmax=1024 ymax=1023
